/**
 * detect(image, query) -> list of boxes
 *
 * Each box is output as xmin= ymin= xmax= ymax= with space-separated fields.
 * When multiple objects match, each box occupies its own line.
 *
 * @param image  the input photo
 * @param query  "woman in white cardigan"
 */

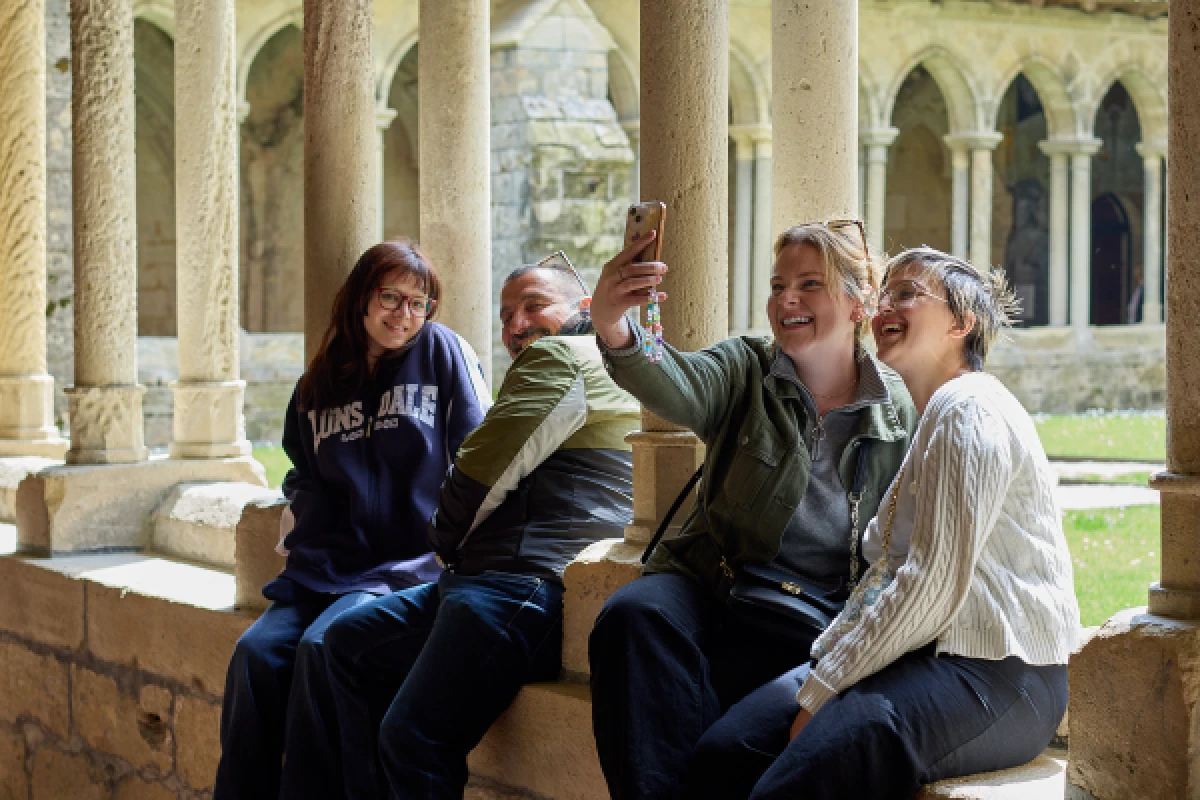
xmin=684 ymin=247 xmax=1081 ymax=800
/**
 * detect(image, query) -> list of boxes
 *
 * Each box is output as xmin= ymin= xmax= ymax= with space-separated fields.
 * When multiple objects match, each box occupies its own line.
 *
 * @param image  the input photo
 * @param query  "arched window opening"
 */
xmin=1091 ymin=82 xmax=1144 ymax=325
xmin=384 ymin=44 xmax=419 ymax=242
xmin=886 ymin=66 xmax=952 ymax=255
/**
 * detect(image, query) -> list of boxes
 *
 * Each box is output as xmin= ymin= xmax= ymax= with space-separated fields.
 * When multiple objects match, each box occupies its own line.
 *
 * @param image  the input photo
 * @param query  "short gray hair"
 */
xmin=882 ymin=247 xmax=1020 ymax=371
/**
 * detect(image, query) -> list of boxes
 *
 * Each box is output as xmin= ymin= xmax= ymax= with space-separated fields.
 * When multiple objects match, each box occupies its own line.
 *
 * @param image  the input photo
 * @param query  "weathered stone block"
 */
xmin=113 ymin=775 xmax=178 ymax=800
xmin=469 ymin=683 xmax=605 ymax=800
xmin=0 ymin=729 xmax=27 ymax=800
xmin=0 ymin=555 xmax=85 ymax=649
xmin=71 ymin=666 xmax=173 ymax=773
xmin=561 ymin=539 xmax=642 ymax=677
xmin=16 ymin=456 xmax=267 ymax=555
xmin=85 ymin=581 xmax=253 ymax=696
xmin=150 ymin=482 xmax=281 ymax=570
xmin=234 ymin=498 xmax=287 ymax=612
xmin=0 ymin=642 xmax=69 ymax=735
xmin=1067 ymin=609 xmax=1200 ymax=800
xmin=918 ymin=752 xmax=1066 ymax=799
xmin=0 ymin=457 xmax=60 ymax=524
xmin=30 ymin=748 xmax=109 ymax=800
xmin=174 ymin=694 xmax=221 ymax=793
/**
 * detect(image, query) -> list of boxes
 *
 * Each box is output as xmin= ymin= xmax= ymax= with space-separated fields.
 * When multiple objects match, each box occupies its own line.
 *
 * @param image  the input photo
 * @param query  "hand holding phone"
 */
xmin=623 ymin=203 xmax=667 ymax=361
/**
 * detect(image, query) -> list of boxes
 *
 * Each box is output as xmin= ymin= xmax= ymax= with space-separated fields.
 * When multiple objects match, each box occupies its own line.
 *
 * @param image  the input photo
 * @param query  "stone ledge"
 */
xmin=0 ymin=456 xmax=61 ymax=523
xmin=15 ymin=455 xmax=267 ymax=555
xmin=918 ymin=751 xmax=1066 ymax=799
xmin=561 ymin=538 xmax=642 ymax=676
xmin=150 ymin=481 xmax=281 ymax=569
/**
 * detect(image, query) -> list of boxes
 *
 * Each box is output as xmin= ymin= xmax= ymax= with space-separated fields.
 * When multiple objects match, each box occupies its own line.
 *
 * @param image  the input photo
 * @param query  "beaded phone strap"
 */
xmin=643 ymin=290 xmax=663 ymax=362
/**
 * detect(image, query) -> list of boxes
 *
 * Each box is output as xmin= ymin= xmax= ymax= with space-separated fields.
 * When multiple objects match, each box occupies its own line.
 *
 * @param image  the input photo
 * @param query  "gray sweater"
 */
xmin=771 ymin=352 xmax=892 ymax=589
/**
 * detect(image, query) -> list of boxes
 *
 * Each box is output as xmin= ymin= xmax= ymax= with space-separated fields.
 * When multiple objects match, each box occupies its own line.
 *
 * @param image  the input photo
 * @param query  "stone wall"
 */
xmin=0 ymin=555 xmax=252 ymax=799
xmin=989 ymin=324 xmax=1166 ymax=412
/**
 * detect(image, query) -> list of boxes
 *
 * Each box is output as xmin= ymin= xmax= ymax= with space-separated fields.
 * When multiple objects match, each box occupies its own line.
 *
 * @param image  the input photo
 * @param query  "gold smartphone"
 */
xmin=624 ymin=201 xmax=667 ymax=262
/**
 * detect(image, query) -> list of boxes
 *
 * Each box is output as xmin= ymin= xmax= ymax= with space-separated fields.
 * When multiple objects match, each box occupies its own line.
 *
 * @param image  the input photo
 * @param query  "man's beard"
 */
xmin=508 ymin=327 xmax=554 ymax=357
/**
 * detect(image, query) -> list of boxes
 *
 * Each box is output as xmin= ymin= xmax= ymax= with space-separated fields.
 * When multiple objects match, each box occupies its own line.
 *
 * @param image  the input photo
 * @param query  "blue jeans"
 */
xmin=321 ymin=570 xmax=564 ymax=800
xmin=214 ymin=582 xmax=376 ymax=800
xmin=684 ymin=643 xmax=1068 ymax=800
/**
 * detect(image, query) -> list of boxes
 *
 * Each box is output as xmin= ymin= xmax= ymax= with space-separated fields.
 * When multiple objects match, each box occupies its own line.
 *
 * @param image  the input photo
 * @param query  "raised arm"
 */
xmin=428 ymin=338 xmax=588 ymax=562
xmin=797 ymin=399 xmax=1014 ymax=714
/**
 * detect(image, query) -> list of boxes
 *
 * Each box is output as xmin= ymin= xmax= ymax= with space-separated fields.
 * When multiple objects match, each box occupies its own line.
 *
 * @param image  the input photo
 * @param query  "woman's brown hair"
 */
xmin=299 ymin=240 xmax=442 ymax=412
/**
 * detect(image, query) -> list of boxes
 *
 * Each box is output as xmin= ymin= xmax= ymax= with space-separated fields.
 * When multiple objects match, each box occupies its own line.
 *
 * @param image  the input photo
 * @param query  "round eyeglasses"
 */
xmin=876 ymin=280 xmax=947 ymax=311
xmin=376 ymin=287 xmax=434 ymax=317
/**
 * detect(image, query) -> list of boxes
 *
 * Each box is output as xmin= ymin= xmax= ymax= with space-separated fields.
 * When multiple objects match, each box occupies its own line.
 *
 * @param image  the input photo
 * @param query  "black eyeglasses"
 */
xmin=376 ymin=287 xmax=434 ymax=317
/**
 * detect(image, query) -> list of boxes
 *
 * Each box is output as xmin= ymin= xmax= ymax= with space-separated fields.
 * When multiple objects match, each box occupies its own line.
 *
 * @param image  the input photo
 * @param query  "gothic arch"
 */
xmin=990 ymin=58 xmax=1075 ymax=140
xmin=730 ymin=43 xmax=768 ymax=126
xmin=238 ymin=5 xmax=304 ymax=110
xmin=379 ymin=34 xmax=419 ymax=111
xmin=1090 ymin=68 xmax=1167 ymax=145
xmin=882 ymin=47 xmax=980 ymax=135
xmin=607 ymin=46 xmax=639 ymax=123
xmin=133 ymin=0 xmax=174 ymax=38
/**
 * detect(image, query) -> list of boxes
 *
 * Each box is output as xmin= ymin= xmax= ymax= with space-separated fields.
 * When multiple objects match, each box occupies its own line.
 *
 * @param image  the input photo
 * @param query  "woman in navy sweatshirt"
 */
xmin=214 ymin=241 xmax=490 ymax=800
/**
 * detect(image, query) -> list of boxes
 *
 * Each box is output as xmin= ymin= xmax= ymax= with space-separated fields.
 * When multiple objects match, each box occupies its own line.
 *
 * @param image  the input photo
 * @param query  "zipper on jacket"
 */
xmin=811 ymin=415 xmax=825 ymax=459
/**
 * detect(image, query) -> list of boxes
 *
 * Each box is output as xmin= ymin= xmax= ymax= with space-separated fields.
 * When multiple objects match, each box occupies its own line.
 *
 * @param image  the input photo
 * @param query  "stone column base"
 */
xmin=0 ymin=375 xmax=68 ymax=458
xmin=1067 ymin=608 xmax=1200 ymax=800
xmin=15 ymin=455 xmax=266 ymax=555
xmin=169 ymin=380 xmax=252 ymax=459
xmin=624 ymin=429 xmax=705 ymax=546
xmin=64 ymin=385 xmax=148 ymax=465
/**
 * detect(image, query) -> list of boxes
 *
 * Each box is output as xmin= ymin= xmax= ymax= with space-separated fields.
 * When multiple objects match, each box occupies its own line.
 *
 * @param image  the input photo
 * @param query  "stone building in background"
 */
xmin=41 ymin=0 xmax=1169 ymax=445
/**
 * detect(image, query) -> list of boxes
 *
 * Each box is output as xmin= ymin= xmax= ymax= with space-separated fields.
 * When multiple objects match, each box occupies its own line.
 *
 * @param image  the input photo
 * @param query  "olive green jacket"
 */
xmin=602 ymin=334 xmax=919 ymax=598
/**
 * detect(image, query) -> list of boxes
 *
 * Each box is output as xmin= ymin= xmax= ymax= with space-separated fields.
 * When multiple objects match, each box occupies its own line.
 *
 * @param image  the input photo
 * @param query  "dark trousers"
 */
xmin=321 ymin=570 xmax=564 ymax=800
xmin=589 ymin=573 xmax=821 ymax=800
xmin=214 ymin=584 xmax=376 ymax=800
xmin=684 ymin=645 xmax=1068 ymax=800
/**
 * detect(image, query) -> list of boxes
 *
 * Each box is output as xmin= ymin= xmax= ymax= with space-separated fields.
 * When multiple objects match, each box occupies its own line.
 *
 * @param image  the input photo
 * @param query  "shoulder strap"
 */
xmin=851 ymin=438 xmax=872 ymax=497
xmin=640 ymin=466 xmax=703 ymax=564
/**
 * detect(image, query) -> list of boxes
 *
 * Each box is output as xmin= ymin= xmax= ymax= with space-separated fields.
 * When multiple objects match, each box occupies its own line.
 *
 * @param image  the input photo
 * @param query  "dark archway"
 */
xmin=994 ymin=74 xmax=1050 ymax=326
xmin=1091 ymin=81 xmax=1144 ymax=325
xmin=886 ymin=66 xmax=953 ymax=255
xmin=384 ymin=44 xmax=419 ymax=241
xmin=1090 ymin=193 xmax=1133 ymax=326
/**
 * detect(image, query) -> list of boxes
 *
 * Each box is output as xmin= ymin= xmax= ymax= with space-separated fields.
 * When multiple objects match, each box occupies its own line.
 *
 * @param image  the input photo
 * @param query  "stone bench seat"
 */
xmin=0 ymin=523 xmax=1071 ymax=799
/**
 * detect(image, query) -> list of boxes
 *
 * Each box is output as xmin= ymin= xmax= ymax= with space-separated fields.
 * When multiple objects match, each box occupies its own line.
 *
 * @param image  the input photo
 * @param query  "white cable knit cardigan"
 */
xmin=797 ymin=372 xmax=1081 ymax=714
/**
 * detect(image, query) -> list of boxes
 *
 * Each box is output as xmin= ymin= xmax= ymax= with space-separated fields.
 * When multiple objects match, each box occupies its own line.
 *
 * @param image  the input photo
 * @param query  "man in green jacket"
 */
xmin=316 ymin=261 xmax=641 ymax=800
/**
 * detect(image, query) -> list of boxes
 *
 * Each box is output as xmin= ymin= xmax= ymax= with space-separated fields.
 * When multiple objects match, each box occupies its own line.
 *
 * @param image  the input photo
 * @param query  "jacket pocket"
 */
xmin=721 ymin=435 xmax=782 ymax=511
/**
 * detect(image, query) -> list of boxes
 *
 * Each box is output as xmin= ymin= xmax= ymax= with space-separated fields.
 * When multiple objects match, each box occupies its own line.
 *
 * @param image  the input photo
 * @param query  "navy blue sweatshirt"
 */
xmin=264 ymin=322 xmax=490 ymax=600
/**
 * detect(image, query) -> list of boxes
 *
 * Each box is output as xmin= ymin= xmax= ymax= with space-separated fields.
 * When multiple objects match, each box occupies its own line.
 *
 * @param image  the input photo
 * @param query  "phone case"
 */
xmin=624 ymin=202 xmax=667 ymax=262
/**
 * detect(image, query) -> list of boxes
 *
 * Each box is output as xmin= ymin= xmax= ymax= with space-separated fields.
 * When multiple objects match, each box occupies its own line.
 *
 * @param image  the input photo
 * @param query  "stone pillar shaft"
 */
xmin=729 ymin=127 xmax=756 ymax=333
xmin=0 ymin=0 xmax=67 ymax=457
xmin=1069 ymin=140 xmax=1102 ymax=333
xmin=969 ymin=135 xmax=1002 ymax=269
xmin=419 ymin=0 xmax=491 ymax=384
xmin=861 ymin=128 xmax=898 ymax=258
xmin=624 ymin=0 xmax=727 ymax=544
xmin=303 ymin=0 xmax=376 ymax=361
xmin=947 ymin=141 xmax=970 ymax=259
xmin=66 ymin=0 xmax=146 ymax=464
xmin=772 ymin=0 xmax=857 ymax=228
xmin=376 ymin=108 xmax=397 ymax=241
xmin=1138 ymin=142 xmax=1165 ymax=326
xmin=1040 ymin=144 xmax=1070 ymax=326
xmin=171 ymin=0 xmax=249 ymax=459
xmin=750 ymin=133 xmax=772 ymax=330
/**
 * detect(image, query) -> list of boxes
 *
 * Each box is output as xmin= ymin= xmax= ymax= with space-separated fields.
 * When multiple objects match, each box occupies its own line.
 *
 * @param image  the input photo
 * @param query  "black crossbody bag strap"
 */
xmin=640 ymin=437 xmax=874 ymax=568
xmin=640 ymin=465 xmax=703 ymax=565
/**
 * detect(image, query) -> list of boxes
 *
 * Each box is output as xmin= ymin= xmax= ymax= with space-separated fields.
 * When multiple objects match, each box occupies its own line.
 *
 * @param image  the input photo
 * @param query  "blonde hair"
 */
xmin=773 ymin=223 xmax=882 ymax=341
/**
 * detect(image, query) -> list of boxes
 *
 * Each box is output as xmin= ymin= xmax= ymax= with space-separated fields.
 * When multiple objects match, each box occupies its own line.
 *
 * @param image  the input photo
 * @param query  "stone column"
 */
xmin=967 ymin=133 xmax=1003 ymax=269
xmin=1068 ymin=7 xmax=1200 ymax=797
xmin=772 ymin=0 xmax=857 ymax=229
xmin=621 ymin=0 xmax=728 ymax=547
xmin=1137 ymin=141 xmax=1165 ymax=325
xmin=622 ymin=119 xmax=640 ymax=202
xmin=1039 ymin=140 xmax=1071 ymax=326
xmin=376 ymin=108 xmax=397 ymax=241
xmin=65 ymin=0 xmax=147 ymax=465
xmin=861 ymin=127 xmax=898 ymax=257
xmin=944 ymin=136 xmax=970 ymax=259
xmin=419 ymin=0 xmax=492 ymax=384
xmin=170 ymin=0 xmax=250 ymax=460
xmin=750 ymin=130 xmax=773 ymax=330
xmin=1069 ymin=138 xmax=1103 ymax=333
xmin=303 ymin=0 xmax=377 ymax=360
xmin=0 ymin=0 xmax=67 ymax=458
xmin=729 ymin=126 xmax=755 ymax=333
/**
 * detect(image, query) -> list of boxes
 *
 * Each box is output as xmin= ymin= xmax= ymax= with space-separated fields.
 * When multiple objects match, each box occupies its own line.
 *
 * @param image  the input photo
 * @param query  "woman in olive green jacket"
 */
xmin=587 ymin=222 xmax=918 ymax=800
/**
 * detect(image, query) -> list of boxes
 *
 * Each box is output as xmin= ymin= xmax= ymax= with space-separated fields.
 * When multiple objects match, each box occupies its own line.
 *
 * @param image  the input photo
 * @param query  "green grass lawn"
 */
xmin=1064 ymin=505 xmax=1159 ymax=627
xmin=252 ymin=445 xmax=292 ymax=489
xmin=1033 ymin=412 xmax=1165 ymax=462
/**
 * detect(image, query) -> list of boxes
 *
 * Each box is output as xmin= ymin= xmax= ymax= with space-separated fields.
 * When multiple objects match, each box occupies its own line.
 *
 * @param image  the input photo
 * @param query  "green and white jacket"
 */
xmin=428 ymin=334 xmax=640 ymax=582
